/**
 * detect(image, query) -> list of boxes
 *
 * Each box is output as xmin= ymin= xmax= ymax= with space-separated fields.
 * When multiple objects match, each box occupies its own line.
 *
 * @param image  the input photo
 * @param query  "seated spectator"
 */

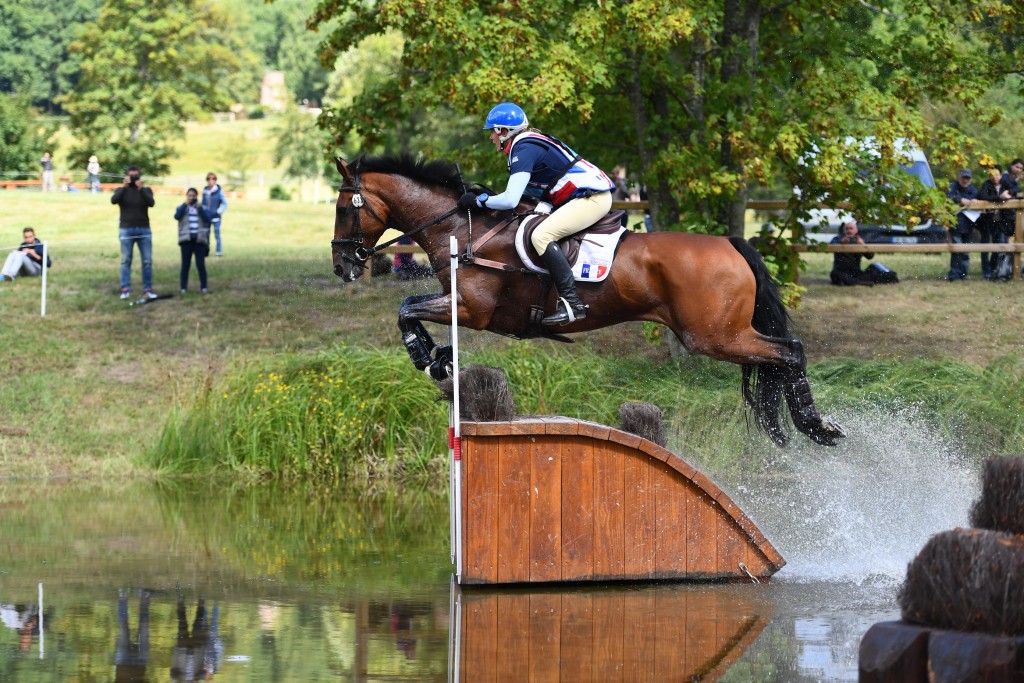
xmin=830 ymin=219 xmax=898 ymax=286
xmin=1 ymin=227 xmax=51 ymax=282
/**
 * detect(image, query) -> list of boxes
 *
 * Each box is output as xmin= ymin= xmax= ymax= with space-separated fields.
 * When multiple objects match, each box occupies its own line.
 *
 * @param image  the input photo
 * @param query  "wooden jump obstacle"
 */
xmin=455 ymin=418 xmax=784 ymax=584
xmin=451 ymin=584 xmax=769 ymax=680
xmin=443 ymin=236 xmax=784 ymax=585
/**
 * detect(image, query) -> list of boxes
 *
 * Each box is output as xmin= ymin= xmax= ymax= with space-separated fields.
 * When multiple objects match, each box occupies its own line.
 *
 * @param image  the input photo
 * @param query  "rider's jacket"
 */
xmin=504 ymin=131 xmax=614 ymax=208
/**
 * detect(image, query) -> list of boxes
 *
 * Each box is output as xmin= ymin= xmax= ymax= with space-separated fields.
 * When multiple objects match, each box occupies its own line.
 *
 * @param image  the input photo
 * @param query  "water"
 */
xmin=0 ymin=414 xmax=978 ymax=682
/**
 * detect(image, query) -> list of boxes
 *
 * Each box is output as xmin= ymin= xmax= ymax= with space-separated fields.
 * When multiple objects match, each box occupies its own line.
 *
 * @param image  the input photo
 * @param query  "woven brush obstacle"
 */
xmin=435 ymin=364 xmax=516 ymax=422
xmin=617 ymin=401 xmax=667 ymax=447
xmin=860 ymin=456 xmax=1024 ymax=681
xmin=897 ymin=528 xmax=1024 ymax=636
xmin=969 ymin=455 xmax=1024 ymax=535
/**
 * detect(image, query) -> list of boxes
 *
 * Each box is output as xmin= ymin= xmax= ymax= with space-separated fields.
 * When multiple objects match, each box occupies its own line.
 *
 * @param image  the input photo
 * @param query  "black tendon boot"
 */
xmin=539 ymin=242 xmax=588 ymax=325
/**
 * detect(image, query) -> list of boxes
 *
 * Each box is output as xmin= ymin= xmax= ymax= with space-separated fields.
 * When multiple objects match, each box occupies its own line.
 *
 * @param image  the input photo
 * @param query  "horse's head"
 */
xmin=331 ymin=157 xmax=391 ymax=282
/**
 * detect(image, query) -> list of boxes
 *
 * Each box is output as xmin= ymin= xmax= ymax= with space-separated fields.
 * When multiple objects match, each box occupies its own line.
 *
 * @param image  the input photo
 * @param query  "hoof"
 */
xmin=808 ymin=417 xmax=846 ymax=447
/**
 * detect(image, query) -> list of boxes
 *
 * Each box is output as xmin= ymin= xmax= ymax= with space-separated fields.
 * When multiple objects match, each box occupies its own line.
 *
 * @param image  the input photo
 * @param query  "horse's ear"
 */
xmin=335 ymin=157 xmax=353 ymax=182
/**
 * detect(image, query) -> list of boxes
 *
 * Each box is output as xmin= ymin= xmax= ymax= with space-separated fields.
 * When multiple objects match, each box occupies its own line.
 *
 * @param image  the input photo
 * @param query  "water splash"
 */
xmin=702 ymin=403 xmax=979 ymax=587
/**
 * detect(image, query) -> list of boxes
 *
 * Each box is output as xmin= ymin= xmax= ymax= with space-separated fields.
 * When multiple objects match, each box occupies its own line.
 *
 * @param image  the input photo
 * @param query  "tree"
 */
xmin=0 ymin=0 xmax=101 ymax=112
xmin=60 ymin=0 xmax=243 ymax=176
xmin=311 ymin=0 xmax=1024 ymax=239
xmin=0 ymin=92 xmax=53 ymax=174
xmin=273 ymin=104 xmax=332 ymax=201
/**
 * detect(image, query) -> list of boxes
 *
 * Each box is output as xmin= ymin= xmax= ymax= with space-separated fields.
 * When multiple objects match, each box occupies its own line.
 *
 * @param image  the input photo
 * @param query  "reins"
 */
xmin=332 ymin=167 xmax=533 ymax=275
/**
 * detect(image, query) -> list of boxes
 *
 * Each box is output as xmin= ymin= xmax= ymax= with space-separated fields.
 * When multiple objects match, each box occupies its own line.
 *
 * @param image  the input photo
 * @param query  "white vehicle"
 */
xmin=796 ymin=138 xmax=941 ymax=244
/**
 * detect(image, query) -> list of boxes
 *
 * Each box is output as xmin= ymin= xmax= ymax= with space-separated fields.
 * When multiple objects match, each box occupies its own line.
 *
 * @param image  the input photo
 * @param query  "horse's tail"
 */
xmin=728 ymin=236 xmax=790 ymax=446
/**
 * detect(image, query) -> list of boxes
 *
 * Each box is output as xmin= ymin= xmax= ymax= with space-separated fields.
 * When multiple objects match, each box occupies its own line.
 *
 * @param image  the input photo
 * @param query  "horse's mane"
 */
xmin=354 ymin=153 xmax=463 ymax=192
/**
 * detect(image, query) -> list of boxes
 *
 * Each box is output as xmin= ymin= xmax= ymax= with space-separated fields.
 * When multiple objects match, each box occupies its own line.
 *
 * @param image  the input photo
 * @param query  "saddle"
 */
xmin=515 ymin=210 xmax=628 ymax=282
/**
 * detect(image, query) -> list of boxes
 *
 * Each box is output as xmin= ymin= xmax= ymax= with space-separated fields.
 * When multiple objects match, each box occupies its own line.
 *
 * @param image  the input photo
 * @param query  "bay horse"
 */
xmin=331 ymin=154 xmax=845 ymax=447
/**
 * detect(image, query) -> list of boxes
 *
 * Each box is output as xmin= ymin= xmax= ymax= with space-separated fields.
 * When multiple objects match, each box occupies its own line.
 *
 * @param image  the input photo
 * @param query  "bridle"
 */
xmin=331 ymin=167 xmax=461 ymax=269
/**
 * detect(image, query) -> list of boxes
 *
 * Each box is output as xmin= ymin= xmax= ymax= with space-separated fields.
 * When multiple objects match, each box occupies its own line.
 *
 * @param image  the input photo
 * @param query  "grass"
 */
xmin=1 ymin=191 xmax=1023 ymax=479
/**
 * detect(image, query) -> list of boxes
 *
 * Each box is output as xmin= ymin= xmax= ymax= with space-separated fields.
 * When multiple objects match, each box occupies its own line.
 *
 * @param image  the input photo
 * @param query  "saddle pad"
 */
xmin=515 ymin=215 xmax=627 ymax=283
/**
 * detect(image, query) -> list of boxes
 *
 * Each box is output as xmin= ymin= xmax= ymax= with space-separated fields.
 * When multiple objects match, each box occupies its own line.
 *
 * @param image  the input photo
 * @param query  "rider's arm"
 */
xmin=476 ymin=171 xmax=530 ymax=210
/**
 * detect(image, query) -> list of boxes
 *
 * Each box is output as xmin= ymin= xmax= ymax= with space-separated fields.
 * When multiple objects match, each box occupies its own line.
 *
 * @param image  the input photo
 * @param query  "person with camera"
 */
xmin=111 ymin=165 xmax=157 ymax=299
xmin=830 ymin=219 xmax=898 ymax=286
xmin=174 ymin=188 xmax=215 ymax=294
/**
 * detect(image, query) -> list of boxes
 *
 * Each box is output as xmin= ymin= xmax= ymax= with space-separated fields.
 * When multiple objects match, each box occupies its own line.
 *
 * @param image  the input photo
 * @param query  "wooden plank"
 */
xmin=559 ymin=592 xmax=594 ymax=683
xmin=462 ymin=594 xmax=499 ymax=683
xmin=497 ymin=435 xmax=532 ymax=583
xmin=464 ymin=435 xmax=500 ymax=582
xmin=621 ymin=590 xmax=657 ymax=683
xmin=561 ymin=436 xmax=595 ymax=581
xmin=686 ymin=486 xmax=718 ymax=577
xmin=530 ymin=434 xmax=562 ymax=581
xmin=717 ymin=512 xmax=746 ymax=578
xmin=528 ymin=593 xmax=561 ymax=682
xmin=593 ymin=442 xmax=625 ymax=579
xmin=623 ymin=449 xmax=655 ymax=578
xmin=495 ymin=593 xmax=530 ymax=682
xmin=591 ymin=591 xmax=624 ymax=683
xmin=653 ymin=461 xmax=688 ymax=578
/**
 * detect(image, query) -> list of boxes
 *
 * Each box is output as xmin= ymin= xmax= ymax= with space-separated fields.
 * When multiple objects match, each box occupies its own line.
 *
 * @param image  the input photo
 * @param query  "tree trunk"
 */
xmin=718 ymin=0 xmax=762 ymax=237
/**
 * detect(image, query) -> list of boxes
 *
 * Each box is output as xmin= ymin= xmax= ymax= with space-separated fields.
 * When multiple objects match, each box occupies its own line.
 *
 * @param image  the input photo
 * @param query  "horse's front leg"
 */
xmin=399 ymin=292 xmax=455 ymax=379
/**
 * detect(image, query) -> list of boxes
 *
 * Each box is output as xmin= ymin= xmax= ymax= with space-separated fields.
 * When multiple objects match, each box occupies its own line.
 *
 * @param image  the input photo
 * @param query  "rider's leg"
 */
xmin=531 ymin=192 xmax=612 ymax=325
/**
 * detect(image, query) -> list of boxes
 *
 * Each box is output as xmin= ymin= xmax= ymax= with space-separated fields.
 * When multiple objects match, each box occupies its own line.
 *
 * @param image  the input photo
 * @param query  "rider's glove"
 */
xmin=458 ymin=192 xmax=478 ymax=210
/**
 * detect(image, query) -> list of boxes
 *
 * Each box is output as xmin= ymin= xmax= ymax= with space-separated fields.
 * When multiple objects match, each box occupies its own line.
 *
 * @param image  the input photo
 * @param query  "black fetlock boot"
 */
xmin=539 ymin=242 xmax=587 ymax=325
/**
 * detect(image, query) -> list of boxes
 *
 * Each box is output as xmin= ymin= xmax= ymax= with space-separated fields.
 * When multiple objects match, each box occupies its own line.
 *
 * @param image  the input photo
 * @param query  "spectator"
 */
xmin=201 ymin=172 xmax=228 ymax=257
xmin=945 ymin=168 xmax=979 ymax=281
xmin=749 ymin=223 xmax=778 ymax=252
xmin=611 ymin=165 xmax=630 ymax=227
xmin=1 ymin=227 xmax=50 ymax=282
xmin=87 ymin=155 xmax=102 ymax=193
xmin=175 ymin=188 xmax=214 ymax=294
xmin=40 ymin=152 xmax=54 ymax=192
xmin=977 ymin=164 xmax=1013 ymax=280
xmin=829 ymin=219 xmax=898 ymax=286
xmin=111 ymin=165 xmax=157 ymax=299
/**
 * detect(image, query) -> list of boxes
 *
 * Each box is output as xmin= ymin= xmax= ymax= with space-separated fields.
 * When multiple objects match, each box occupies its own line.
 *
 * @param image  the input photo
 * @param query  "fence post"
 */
xmin=1016 ymin=205 xmax=1023 ymax=280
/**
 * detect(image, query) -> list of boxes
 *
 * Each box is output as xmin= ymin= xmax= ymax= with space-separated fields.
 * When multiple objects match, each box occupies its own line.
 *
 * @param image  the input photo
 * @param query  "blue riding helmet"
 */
xmin=483 ymin=103 xmax=529 ymax=145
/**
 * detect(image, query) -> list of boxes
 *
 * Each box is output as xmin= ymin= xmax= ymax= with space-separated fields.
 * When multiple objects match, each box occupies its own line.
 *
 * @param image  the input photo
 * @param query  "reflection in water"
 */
xmin=171 ymin=595 xmax=223 ymax=683
xmin=0 ymin=480 xmax=907 ymax=681
xmin=1 ymin=602 xmax=41 ymax=653
xmin=453 ymin=584 xmax=769 ymax=682
xmin=115 ymin=590 xmax=151 ymax=682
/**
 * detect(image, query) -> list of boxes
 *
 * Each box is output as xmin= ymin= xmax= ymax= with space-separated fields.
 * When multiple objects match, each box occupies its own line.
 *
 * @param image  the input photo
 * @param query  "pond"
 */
xmin=1 ymin=422 xmax=975 ymax=682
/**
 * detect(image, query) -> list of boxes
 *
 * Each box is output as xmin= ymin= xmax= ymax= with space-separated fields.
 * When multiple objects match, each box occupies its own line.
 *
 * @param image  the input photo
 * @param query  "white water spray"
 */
xmin=701 ymin=404 xmax=980 ymax=587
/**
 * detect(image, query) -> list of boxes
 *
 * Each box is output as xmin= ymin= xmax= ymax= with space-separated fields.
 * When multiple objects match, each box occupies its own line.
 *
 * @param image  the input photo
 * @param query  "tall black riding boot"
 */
xmin=539 ymin=242 xmax=587 ymax=325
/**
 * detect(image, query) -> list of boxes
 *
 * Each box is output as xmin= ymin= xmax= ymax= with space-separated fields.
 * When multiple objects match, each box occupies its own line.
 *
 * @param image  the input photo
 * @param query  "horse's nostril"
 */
xmin=334 ymin=264 xmax=345 ymax=277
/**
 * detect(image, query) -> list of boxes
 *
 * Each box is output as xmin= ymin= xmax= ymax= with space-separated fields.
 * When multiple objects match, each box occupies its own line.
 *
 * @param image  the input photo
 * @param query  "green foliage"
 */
xmin=226 ymin=0 xmax=332 ymax=105
xmin=0 ymin=0 xmax=101 ymax=112
xmin=152 ymin=343 xmax=1024 ymax=482
xmin=273 ymin=104 xmax=332 ymax=181
xmin=310 ymin=0 xmax=1024 ymax=247
xmin=0 ymin=92 xmax=54 ymax=173
xmin=60 ymin=0 xmax=243 ymax=175
xmin=269 ymin=183 xmax=292 ymax=200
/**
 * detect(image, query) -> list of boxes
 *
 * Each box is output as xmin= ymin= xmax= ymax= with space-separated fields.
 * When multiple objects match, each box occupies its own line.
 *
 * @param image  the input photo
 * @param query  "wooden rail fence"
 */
xmin=374 ymin=198 xmax=1024 ymax=281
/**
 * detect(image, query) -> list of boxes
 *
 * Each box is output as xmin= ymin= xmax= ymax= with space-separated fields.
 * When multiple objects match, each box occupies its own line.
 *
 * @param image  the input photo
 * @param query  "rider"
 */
xmin=458 ymin=102 xmax=615 ymax=325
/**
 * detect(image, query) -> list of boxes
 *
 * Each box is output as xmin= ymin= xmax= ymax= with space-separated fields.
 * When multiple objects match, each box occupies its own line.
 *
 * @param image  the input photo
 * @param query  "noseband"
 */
xmin=331 ymin=168 xmax=462 ymax=268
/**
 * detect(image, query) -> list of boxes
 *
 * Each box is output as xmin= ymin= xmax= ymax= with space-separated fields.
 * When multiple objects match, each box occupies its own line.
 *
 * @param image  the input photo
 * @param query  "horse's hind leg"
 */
xmin=770 ymin=338 xmax=846 ymax=446
xmin=687 ymin=329 xmax=844 ymax=447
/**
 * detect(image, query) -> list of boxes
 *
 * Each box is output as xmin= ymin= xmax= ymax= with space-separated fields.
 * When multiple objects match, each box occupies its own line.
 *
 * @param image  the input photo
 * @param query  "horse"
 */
xmin=330 ymin=154 xmax=845 ymax=447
